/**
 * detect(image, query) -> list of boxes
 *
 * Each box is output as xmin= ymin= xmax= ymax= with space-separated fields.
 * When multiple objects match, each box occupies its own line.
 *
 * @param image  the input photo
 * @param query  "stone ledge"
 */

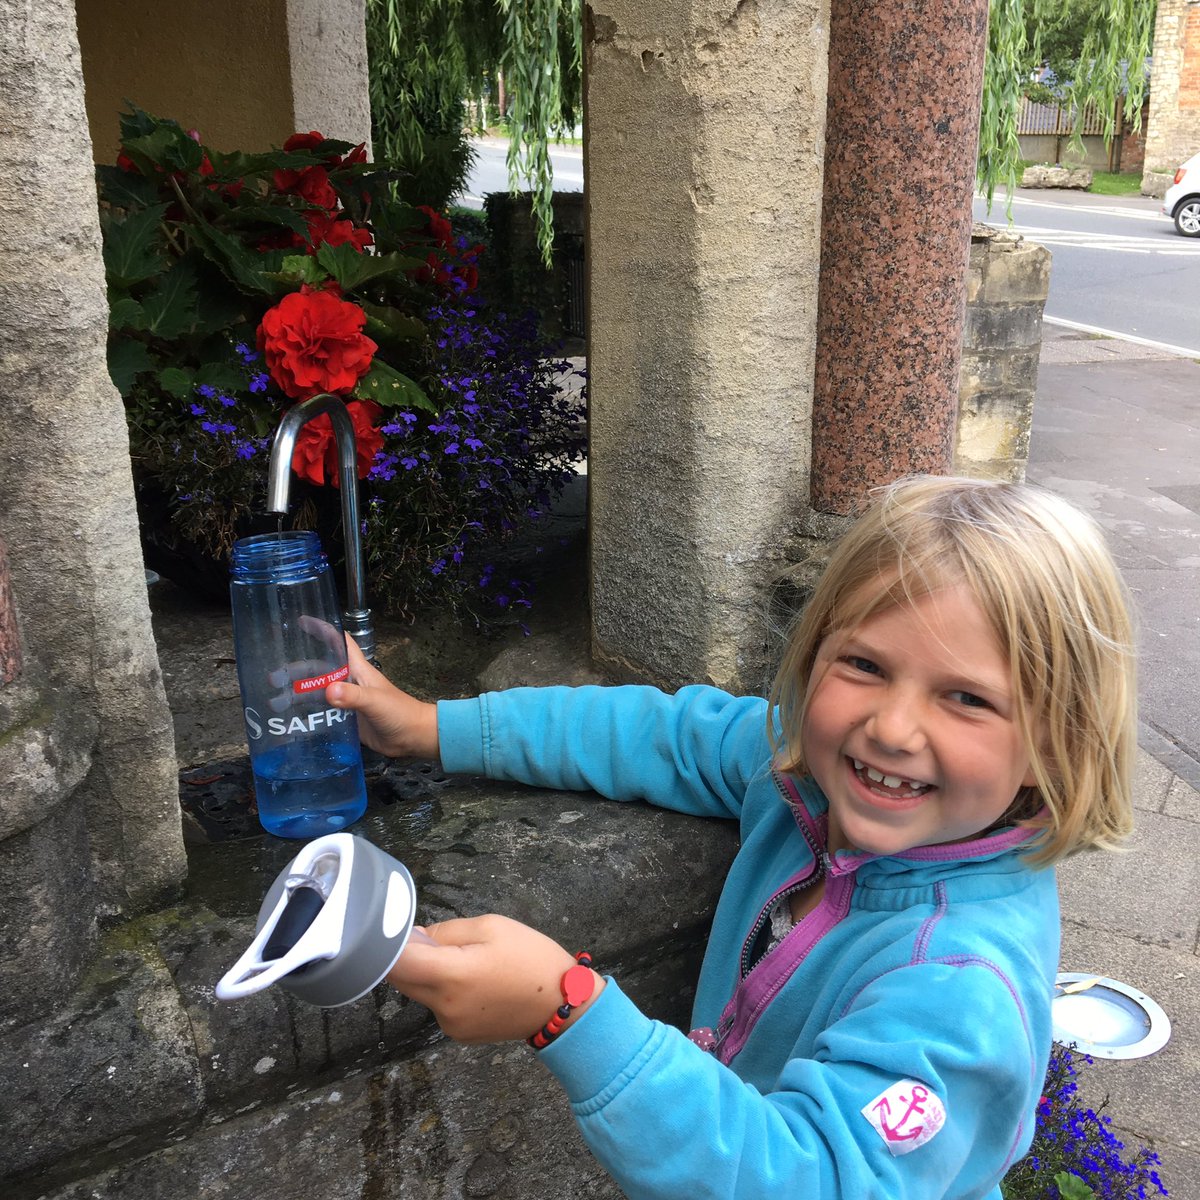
xmin=1 ymin=766 xmax=739 ymax=1196
xmin=1021 ymin=164 xmax=1093 ymax=189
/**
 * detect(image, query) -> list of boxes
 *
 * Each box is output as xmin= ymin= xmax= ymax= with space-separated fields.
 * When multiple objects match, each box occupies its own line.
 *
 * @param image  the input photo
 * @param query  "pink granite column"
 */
xmin=811 ymin=0 xmax=989 ymax=514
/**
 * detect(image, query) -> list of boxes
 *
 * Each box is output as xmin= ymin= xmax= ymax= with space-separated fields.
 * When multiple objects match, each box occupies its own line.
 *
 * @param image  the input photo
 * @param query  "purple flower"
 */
xmin=249 ymin=372 xmax=269 ymax=393
xmin=190 ymin=403 xmax=207 ymax=416
xmin=370 ymin=452 xmax=399 ymax=482
xmin=195 ymin=383 xmax=217 ymax=399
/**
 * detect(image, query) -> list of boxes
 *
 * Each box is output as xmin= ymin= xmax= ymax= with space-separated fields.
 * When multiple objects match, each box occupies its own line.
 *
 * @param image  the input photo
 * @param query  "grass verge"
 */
xmin=1088 ymin=172 xmax=1144 ymax=196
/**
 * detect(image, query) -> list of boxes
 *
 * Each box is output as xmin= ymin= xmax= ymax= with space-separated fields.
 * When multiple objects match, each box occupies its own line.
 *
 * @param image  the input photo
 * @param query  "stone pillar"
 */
xmin=955 ymin=227 xmax=1051 ymax=482
xmin=286 ymin=0 xmax=373 ymax=149
xmin=0 ymin=0 xmax=185 ymax=986
xmin=586 ymin=0 xmax=828 ymax=694
xmin=810 ymin=0 xmax=989 ymax=514
xmin=1140 ymin=0 xmax=1200 ymax=196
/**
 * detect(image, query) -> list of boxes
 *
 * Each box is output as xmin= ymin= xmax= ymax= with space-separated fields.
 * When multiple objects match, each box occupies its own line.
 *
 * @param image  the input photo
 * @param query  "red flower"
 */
xmin=290 ymin=399 xmax=384 ymax=487
xmin=281 ymin=131 xmax=366 ymax=170
xmin=304 ymin=211 xmax=373 ymax=254
xmin=284 ymin=131 xmax=325 ymax=153
xmin=417 ymin=205 xmax=454 ymax=250
xmin=273 ymin=163 xmax=338 ymax=211
xmin=116 ymin=150 xmax=139 ymax=174
xmin=257 ymin=290 xmax=377 ymax=400
xmin=415 ymin=250 xmax=453 ymax=290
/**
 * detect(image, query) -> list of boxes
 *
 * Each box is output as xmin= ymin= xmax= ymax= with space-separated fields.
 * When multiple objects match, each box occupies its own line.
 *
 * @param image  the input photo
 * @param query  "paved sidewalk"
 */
xmin=1031 ymin=323 xmax=1200 ymax=1196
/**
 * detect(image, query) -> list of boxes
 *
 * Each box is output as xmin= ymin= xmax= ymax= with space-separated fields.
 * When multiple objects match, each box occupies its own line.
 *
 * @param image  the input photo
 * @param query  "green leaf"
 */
xmin=316 ymin=242 xmax=425 ymax=292
xmin=267 ymin=254 xmax=327 ymax=288
xmin=354 ymin=359 xmax=434 ymax=413
xmin=158 ymin=367 xmax=194 ymax=399
xmin=108 ymin=296 xmax=146 ymax=331
xmin=204 ymin=148 xmax=322 ymax=178
xmin=123 ymin=125 xmax=205 ymax=175
xmin=1053 ymin=1172 xmax=1096 ymax=1200
xmin=179 ymin=196 xmax=281 ymax=297
xmin=140 ymin=259 xmax=200 ymax=338
xmin=195 ymin=361 xmax=246 ymax=394
xmin=367 ymin=199 xmax=426 ymax=253
xmin=222 ymin=203 xmax=311 ymax=237
xmin=101 ymin=203 xmax=168 ymax=288
xmin=183 ymin=249 xmax=252 ymax=335
xmin=117 ymin=104 xmax=164 ymax=145
xmin=361 ymin=302 xmax=425 ymax=360
xmin=96 ymin=164 xmax=162 ymax=210
xmin=107 ymin=338 xmax=155 ymax=395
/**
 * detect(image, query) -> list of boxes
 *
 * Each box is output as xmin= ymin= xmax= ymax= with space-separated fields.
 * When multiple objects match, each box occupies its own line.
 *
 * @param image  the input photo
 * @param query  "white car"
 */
xmin=1163 ymin=151 xmax=1200 ymax=237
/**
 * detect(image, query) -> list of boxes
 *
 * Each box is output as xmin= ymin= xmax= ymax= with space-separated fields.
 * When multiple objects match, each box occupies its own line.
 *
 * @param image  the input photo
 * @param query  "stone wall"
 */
xmin=0 ymin=742 xmax=738 ymax=1198
xmin=77 ymin=0 xmax=372 ymax=158
xmin=955 ymin=226 xmax=1052 ymax=482
xmin=1141 ymin=0 xmax=1200 ymax=195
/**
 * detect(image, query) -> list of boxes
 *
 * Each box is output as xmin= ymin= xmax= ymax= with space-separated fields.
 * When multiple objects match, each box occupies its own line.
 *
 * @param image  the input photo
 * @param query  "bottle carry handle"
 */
xmin=214 ymin=834 xmax=356 ymax=1001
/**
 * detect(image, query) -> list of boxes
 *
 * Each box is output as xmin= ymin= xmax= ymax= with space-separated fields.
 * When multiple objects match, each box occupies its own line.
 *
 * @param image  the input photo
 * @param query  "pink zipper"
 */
xmin=707 ymin=773 xmax=854 ymax=1064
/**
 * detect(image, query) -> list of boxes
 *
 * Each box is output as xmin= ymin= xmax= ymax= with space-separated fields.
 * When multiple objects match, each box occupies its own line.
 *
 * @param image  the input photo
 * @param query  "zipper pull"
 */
xmin=688 ymin=1013 xmax=733 ymax=1054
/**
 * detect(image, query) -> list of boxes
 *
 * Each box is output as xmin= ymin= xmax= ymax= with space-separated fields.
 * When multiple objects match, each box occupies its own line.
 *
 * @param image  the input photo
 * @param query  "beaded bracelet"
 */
xmin=526 ymin=951 xmax=595 ymax=1050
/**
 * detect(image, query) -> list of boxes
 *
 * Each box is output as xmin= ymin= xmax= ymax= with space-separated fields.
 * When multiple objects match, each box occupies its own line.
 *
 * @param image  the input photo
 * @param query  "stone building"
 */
xmin=1142 ymin=0 xmax=1200 ymax=194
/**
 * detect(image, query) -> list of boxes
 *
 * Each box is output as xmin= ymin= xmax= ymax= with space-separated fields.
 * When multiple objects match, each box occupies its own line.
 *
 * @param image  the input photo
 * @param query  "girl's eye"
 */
xmin=950 ymin=690 xmax=991 ymax=710
xmin=845 ymin=656 xmax=881 ymax=675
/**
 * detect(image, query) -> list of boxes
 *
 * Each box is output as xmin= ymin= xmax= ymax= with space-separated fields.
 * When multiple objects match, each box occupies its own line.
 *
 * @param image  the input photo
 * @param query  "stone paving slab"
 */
xmin=1056 ymin=923 xmax=1200 ymax=1197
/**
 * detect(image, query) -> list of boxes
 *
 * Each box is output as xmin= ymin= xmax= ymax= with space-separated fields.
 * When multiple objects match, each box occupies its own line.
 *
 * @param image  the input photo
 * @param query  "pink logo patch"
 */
xmin=861 ymin=1080 xmax=946 ymax=1156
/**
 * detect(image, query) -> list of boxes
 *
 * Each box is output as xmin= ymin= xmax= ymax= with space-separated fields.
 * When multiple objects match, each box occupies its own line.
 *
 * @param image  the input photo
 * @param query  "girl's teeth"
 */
xmin=852 ymin=759 xmax=926 ymax=791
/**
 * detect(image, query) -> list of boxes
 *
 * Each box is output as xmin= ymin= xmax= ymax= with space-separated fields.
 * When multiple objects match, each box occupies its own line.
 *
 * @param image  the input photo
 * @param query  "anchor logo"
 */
xmin=862 ymin=1080 xmax=946 ymax=1156
xmin=872 ymin=1083 xmax=930 ymax=1142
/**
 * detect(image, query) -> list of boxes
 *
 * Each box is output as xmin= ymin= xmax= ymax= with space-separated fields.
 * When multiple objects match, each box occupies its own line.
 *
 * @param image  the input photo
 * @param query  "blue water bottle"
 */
xmin=230 ymin=530 xmax=367 ymax=837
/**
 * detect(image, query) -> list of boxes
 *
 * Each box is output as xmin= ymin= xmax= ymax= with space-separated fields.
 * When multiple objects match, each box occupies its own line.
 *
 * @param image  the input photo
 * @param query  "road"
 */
xmin=973 ymin=189 xmax=1200 ymax=355
xmin=455 ymin=137 xmax=583 ymax=209
xmin=458 ymin=153 xmax=1200 ymax=354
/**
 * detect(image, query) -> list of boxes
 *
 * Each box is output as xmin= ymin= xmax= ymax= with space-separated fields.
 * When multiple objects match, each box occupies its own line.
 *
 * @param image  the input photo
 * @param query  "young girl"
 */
xmin=327 ymin=475 xmax=1136 ymax=1200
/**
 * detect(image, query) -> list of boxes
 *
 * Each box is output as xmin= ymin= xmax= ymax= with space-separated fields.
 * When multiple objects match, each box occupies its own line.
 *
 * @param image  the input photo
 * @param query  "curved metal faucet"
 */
xmin=266 ymin=394 xmax=376 ymax=663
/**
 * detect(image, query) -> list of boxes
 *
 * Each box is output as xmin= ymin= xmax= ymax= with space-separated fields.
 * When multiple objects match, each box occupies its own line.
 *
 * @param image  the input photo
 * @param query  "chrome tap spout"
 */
xmin=266 ymin=394 xmax=375 ymax=662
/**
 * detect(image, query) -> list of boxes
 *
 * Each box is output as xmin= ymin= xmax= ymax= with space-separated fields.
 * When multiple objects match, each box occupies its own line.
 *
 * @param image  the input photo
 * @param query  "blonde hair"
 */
xmin=769 ymin=476 xmax=1136 ymax=865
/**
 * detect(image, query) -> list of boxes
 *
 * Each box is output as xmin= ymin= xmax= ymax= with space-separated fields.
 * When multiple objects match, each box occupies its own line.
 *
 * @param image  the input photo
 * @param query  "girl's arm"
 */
xmin=389 ymin=927 xmax=1039 ymax=1199
xmin=329 ymin=644 xmax=770 ymax=822
xmin=542 ymin=960 xmax=1039 ymax=1199
xmin=436 ymin=683 xmax=772 ymax=819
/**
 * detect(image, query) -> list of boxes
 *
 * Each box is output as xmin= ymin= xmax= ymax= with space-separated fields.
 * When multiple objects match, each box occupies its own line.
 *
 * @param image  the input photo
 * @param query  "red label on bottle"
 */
xmin=292 ymin=664 xmax=350 ymax=694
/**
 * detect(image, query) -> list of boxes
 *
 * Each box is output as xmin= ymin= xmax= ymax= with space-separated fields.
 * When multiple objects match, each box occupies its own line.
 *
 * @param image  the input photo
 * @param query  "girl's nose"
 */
xmin=864 ymin=690 xmax=927 ymax=754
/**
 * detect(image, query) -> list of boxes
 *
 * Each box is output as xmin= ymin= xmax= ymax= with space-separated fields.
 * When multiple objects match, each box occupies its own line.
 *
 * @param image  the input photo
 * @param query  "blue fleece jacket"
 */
xmin=437 ymin=683 xmax=1059 ymax=1200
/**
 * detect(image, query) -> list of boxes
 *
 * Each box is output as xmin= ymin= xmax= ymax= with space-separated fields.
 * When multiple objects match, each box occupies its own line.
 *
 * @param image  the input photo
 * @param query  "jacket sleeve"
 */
xmin=540 ymin=962 xmax=1041 ymax=1200
xmin=436 ymin=683 xmax=773 ymax=820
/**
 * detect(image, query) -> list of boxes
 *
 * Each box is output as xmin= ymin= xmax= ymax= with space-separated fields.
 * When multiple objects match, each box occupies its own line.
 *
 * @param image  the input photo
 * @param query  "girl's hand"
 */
xmin=325 ymin=635 xmax=439 ymax=759
xmin=387 ymin=915 xmax=604 ymax=1044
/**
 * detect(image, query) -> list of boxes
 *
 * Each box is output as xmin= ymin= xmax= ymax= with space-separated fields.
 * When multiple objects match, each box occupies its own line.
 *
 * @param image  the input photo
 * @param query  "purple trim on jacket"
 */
xmin=711 ymin=773 xmax=1043 ymax=1067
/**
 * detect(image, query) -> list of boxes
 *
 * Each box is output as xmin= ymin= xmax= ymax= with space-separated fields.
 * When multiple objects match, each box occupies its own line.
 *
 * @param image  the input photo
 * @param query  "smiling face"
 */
xmin=800 ymin=583 xmax=1037 ymax=857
